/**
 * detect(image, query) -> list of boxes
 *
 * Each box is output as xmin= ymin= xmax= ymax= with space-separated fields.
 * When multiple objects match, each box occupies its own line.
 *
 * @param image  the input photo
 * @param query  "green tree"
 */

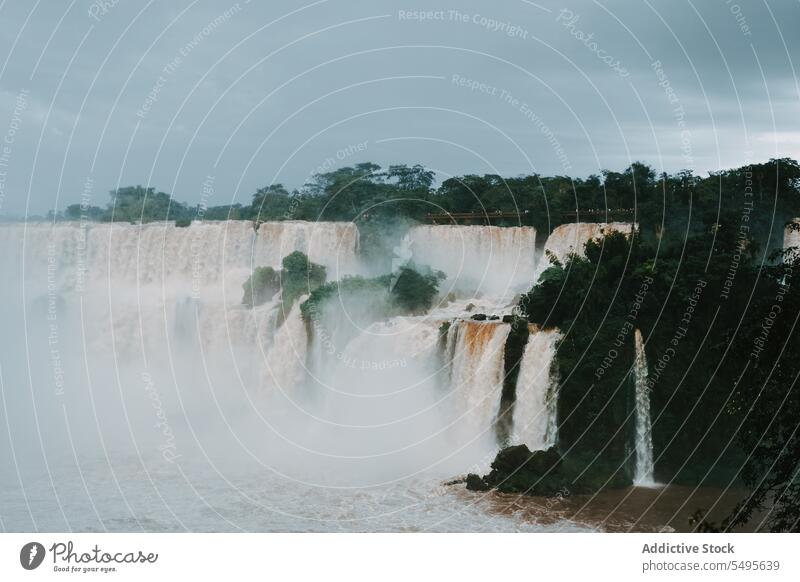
xmin=242 ymin=266 xmax=279 ymax=307
xmin=279 ymin=251 xmax=327 ymax=307
xmin=107 ymin=185 xmax=190 ymax=223
xmin=250 ymin=184 xmax=292 ymax=221
xmin=390 ymin=266 xmax=445 ymax=314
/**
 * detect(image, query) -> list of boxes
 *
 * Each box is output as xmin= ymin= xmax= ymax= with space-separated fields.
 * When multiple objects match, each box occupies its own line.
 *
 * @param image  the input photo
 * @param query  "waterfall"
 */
xmin=0 ymin=218 xmax=651 ymax=486
xmin=254 ymin=221 xmax=360 ymax=279
xmin=633 ymin=329 xmax=656 ymax=486
xmin=443 ymin=320 xmax=461 ymax=382
xmin=296 ymin=314 xmax=486 ymax=472
xmin=0 ymin=219 xmax=359 ymax=367
xmin=404 ymin=225 xmax=537 ymax=298
xmin=513 ymin=327 xmax=562 ymax=450
xmin=536 ymin=222 xmax=635 ymax=279
xmin=445 ymin=320 xmax=511 ymax=445
xmin=262 ymin=298 xmax=309 ymax=392
xmin=0 ymin=220 xmax=359 ymax=291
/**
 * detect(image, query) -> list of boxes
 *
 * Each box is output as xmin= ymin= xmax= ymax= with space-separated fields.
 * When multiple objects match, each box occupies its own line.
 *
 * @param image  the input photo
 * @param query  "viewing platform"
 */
xmin=424 ymin=211 xmax=527 ymax=225
xmin=424 ymin=208 xmax=635 ymax=224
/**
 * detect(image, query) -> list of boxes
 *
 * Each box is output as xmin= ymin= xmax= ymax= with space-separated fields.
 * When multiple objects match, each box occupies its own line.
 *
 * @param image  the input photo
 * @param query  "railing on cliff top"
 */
xmin=423 ymin=209 xmax=635 ymax=224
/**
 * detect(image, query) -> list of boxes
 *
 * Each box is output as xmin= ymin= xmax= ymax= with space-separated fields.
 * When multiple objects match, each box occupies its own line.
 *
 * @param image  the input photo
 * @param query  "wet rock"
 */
xmin=482 ymin=445 xmax=567 ymax=496
xmin=470 ymin=313 xmax=487 ymax=321
xmin=495 ymin=445 xmax=561 ymax=477
xmin=465 ymin=473 xmax=490 ymax=492
xmin=472 ymin=444 xmax=631 ymax=496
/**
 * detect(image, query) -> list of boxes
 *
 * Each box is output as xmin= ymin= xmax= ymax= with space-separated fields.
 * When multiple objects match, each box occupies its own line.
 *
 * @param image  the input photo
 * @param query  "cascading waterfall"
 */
xmin=0 ymin=219 xmax=638 ymax=411
xmin=410 ymin=222 xmax=638 ymax=451
xmin=404 ymin=225 xmax=537 ymax=298
xmin=0 ymin=220 xmax=358 ymax=348
xmin=0 ymin=217 xmax=652 ymax=530
xmin=633 ymin=329 xmax=656 ymax=486
xmin=254 ymin=221 xmax=360 ymax=279
xmin=443 ymin=320 xmax=461 ymax=382
xmin=513 ymin=327 xmax=562 ymax=450
xmin=262 ymin=297 xmax=309 ymax=391
xmin=0 ymin=219 xmax=359 ymax=289
xmin=445 ymin=320 xmax=511 ymax=445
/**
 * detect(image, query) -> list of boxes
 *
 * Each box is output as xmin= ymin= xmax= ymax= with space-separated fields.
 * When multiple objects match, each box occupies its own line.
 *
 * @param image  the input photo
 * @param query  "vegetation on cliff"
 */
xmin=242 ymin=266 xmax=280 ymax=308
xmin=507 ymin=178 xmax=800 ymax=531
xmin=243 ymin=252 xmax=326 ymax=311
xmin=299 ymin=264 xmax=445 ymax=323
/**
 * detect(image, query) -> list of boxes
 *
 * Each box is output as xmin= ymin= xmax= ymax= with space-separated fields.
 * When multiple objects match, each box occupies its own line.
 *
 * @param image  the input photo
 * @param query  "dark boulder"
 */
xmin=471 ymin=444 xmax=631 ymax=496
xmin=492 ymin=444 xmax=561 ymax=475
xmin=480 ymin=445 xmax=567 ymax=495
xmin=465 ymin=473 xmax=490 ymax=491
xmin=470 ymin=313 xmax=487 ymax=321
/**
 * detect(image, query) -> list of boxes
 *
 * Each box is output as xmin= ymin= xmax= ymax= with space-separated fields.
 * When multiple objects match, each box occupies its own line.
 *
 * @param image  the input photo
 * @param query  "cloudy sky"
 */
xmin=0 ymin=0 xmax=797 ymax=216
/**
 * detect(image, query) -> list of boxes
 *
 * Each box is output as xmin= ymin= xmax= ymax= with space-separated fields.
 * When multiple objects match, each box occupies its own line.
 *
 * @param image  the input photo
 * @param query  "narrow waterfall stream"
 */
xmin=513 ymin=328 xmax=561 ymax=450
xmin=633 ymin=329 xmax=656 ymax=486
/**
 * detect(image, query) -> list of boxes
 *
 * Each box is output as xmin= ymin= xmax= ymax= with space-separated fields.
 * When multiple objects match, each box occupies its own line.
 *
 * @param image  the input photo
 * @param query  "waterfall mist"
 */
xmin=0 ymin=219 xmax=633 ymax=530
xmin=404 ymin=225 xmax=538 ymax=299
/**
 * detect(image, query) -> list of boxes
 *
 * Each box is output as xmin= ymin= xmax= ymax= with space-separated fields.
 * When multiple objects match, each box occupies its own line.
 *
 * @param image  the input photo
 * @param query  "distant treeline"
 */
xmin=56 ymin=158 xmax=800 ymax=246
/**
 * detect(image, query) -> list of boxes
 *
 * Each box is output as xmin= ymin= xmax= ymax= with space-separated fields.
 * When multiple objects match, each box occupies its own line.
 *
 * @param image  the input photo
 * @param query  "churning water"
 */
xmin=0 ymin=220 xmax=625 ymax=531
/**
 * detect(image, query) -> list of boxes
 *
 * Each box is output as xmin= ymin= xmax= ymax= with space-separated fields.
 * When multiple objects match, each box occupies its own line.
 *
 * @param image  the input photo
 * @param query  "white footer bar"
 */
xmin=1 ymin=533 xmax=797 ymax=581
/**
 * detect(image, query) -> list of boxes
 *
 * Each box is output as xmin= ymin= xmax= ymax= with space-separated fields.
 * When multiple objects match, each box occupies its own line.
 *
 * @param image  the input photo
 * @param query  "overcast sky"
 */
xmin=0 ymin=0 xmax=798 ymax=216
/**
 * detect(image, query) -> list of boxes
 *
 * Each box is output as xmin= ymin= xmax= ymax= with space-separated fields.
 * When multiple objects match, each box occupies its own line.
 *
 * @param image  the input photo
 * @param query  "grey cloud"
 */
xmin=0 ymin=0 xmax=797 ymax=216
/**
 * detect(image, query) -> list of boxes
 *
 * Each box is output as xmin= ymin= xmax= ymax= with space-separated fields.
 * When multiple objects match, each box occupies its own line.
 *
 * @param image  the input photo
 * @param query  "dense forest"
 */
xmin=503 ymin=158 xmax=799 ymax=532
xmin=57 ymin=158 xmax=800 ymax=248
xmin=512 ymin=229 xmax=800 ymax=531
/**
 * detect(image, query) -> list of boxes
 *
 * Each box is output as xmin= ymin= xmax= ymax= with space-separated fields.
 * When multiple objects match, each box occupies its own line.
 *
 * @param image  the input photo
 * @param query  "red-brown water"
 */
xmin=470 ymin=485 xmax=760 ymax=532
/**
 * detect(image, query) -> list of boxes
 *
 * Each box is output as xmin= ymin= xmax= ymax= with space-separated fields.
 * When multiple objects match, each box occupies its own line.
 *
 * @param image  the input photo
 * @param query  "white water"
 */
xmin=0 ymin=220 xmax=359 ymax=357
xmin=633 ymin=329 xmax=656 ymax=486
xmin=0 ymin=219 xmax=358 ymax=287
xmin=404 ymin=225 xmax=537 ymax=298
xmin=513 ymin=327 xmax=562 ymax=450
xmin=0 ymin=461 xmax=592 ymax=532
xmin=0 ymin=219 xmax=636 ymax=531
xmin=262 ymin=298 xmax=309 ymax=393
xmin=444 ymin=320 xmax=511 ymax=454
xmin=254 ymin=221 xmax=360 ymax=279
